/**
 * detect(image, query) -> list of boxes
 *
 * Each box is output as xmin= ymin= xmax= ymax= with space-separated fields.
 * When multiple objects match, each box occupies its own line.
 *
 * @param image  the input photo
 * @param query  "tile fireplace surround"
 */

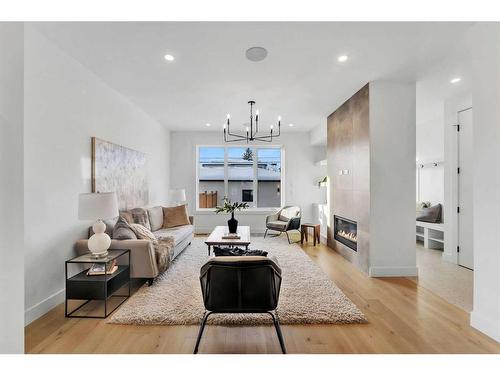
xmin=327 ymin=84 xmax=370 ymax=272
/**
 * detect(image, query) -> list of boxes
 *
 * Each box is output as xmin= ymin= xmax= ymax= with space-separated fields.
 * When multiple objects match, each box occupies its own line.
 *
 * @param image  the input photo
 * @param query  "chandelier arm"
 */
xmin=253 ymin=134 xmax=275 ymax=141
xmin=251 ymin=136 xmax=273 ymax=143
xmin=253 ymin=131 xmax=276 ymax=138
xmin=227 ymin=130 xmax=249 ymax=139
xmin=227 ymin=134 xmax=249 ymax=140
xmin=225 ymin=137 xmax=252 ymax=143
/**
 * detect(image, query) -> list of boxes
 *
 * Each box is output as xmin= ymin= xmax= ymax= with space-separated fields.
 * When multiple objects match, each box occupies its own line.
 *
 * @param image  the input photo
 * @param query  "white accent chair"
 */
xmin=264 ymin=206 xmax=301 ymax=244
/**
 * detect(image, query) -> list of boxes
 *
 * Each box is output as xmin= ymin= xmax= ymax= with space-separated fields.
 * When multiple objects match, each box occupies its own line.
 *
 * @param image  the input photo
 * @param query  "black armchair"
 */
xmin=194 ymin=256 xmax=286 ymax=354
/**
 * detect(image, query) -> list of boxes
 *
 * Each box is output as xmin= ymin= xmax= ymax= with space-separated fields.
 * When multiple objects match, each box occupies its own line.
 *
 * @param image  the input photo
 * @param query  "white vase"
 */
xmin=88 ymin=219 xmax=111 ymax=258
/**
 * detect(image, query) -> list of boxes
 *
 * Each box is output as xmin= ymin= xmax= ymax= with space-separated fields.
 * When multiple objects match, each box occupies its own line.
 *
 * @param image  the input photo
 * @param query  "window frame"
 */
xmin=196 ymin=144 xmax=285 ymax=212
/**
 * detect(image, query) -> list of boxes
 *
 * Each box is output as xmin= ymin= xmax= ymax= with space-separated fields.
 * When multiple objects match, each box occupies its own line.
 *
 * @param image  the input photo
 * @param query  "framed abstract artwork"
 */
xmin=91 ymin=137 xmax=148 ymax=210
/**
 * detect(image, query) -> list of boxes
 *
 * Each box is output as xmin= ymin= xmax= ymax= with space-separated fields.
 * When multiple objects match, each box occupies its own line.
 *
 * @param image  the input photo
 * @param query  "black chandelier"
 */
xmin=223 ymin=100 xmax=281 ymax=143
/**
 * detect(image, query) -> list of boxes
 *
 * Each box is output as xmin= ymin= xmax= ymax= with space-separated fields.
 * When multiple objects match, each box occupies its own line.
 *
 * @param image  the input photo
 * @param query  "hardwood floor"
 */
xmin=25 ymin=237 xmax=500 ymax=354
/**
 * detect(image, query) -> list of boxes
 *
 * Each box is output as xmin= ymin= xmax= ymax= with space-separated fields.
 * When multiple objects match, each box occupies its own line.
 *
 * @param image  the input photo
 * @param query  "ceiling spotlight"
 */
xmin=164 ymin=54 xmax=175 ymax=62
xmin=450 ymin=77 xmax=461 ymax=84
xmin=206 ymin=123 xmax=211 ymax=127
xmin=337 ymin=55 xmax=348 ymax=63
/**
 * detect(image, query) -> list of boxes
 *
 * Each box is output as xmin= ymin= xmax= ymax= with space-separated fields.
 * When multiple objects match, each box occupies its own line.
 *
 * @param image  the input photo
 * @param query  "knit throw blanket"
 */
xmin=130 ymin=224 xmax=175 ymax=273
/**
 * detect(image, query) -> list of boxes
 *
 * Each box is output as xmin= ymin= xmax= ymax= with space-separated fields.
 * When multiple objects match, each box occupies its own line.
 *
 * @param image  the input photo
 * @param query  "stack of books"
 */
xmin=87 ymin=260 xmax=118 ymax=276
xmin=222 ymin=233 xmax=241 ymax=239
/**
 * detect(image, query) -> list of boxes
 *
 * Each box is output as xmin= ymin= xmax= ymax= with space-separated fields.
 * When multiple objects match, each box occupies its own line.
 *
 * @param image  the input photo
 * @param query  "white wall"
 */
xmin=0 ymin=23 xmax=24 ymax=354
xmin=469 ymin=23 xmax=500 ymax=343
xmin=369 ymin=81 xmax=418 ymax=277
xmin=309 ymin=122 xmax=327 ymax=146
xmin=24 ymin=26 xmax=171 ymax=324
xmin=416 ymin=81 xmax=445 ymax=205
xmin=170 ymin=131 xmax=325 ymax=233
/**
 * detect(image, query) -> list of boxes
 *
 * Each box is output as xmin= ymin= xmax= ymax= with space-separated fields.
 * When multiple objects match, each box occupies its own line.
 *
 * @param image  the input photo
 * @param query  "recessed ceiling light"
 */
xmin=337 ymin=55 xmax=348 ymax=63
xmin=164 ymin=54 xmax=175 ymax=62
xmin=206 ymin=123 xmax=211 ymax=127
xmin=288 ymin=123 xmax=294 ymax=127
xmin=450 ymin=77 xmax=461 ymax=84
xmin=246 ymin=47 xmax=268 ymax=62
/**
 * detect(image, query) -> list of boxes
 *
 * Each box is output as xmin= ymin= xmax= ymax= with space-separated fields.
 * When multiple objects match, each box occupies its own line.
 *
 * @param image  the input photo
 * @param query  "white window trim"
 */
xmin=196 ymin=144 xmax=285 ymax=212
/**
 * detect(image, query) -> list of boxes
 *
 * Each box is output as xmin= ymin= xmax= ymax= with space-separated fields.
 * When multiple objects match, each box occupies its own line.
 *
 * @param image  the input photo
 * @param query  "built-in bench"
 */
xmin=416 ymin=221 xmax=444 ymax=249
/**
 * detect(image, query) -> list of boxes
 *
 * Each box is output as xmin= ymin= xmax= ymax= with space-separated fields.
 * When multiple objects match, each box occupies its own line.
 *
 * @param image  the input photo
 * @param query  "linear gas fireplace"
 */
xmin=334 ymin=215 xmax=358 ymax=251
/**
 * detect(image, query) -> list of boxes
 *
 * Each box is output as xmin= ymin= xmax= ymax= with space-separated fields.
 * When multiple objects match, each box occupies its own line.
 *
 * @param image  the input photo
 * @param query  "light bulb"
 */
xmin=227 ymin=114 xmax=231 ymax=119
xmin=256 ymin=110 xmax=259 ymax=116
xmin=278 ymin=115 xmax=282 ymax=121
xmin=270 ymin=124 xmax=274 ymax=129
xmin=246 ymin=127 xmax=249 ymax=132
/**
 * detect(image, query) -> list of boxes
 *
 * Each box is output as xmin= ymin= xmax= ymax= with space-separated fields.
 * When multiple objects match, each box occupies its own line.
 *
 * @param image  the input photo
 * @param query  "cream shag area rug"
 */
xmin=109 ymin=236 xmax=366 ymax=326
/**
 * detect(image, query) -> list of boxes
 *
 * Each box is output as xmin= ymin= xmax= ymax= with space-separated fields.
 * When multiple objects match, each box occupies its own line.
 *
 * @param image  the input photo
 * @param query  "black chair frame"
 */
xmin=194 ymin=262 xmax=286 ymax=354
xmin=264 ymin=217 xmax=301 ymax=244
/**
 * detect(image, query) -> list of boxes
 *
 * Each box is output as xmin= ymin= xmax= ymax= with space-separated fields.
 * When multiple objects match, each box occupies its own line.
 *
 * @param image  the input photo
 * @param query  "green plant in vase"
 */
xmin=215 ymin=197 xmax=249 ymax=233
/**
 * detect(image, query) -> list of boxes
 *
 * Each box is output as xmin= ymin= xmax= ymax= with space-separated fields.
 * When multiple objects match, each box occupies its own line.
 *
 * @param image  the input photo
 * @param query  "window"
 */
xmin=197 ymin=145 xmax=283 ymax=209
xmin=198 ymin=147 xmax=225 ymax=208
xmin=257 ymin=148 xmax=281 ymax=208
xmin=228 ymin=147 xmax=255 ymax=208
xmin=242 ymin=189 xmax=253 ymax=202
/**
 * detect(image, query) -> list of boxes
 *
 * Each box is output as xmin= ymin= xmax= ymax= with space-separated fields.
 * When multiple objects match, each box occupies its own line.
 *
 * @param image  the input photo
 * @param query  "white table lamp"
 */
xmin=169 ymin=189 xmax=186 ymax=206
xmin=78 ymin=192 xmax=119 ymax=258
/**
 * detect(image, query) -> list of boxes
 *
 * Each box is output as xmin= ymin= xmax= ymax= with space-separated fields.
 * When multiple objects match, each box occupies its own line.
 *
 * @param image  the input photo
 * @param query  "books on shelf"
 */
xmin=87 ymin=260 xmax=118 ymax=276
xmin=222 ymin=233 xmax=240 ymax=239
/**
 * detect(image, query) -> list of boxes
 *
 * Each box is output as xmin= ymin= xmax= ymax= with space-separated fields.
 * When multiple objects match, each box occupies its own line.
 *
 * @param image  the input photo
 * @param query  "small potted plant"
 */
xmin=215 ymin=197 xmax=249 ymax=233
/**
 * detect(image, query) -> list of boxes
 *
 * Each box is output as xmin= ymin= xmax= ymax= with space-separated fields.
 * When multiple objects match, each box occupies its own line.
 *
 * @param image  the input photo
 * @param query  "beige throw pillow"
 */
xmin=163 ymin=205 xmax=190 ymax=228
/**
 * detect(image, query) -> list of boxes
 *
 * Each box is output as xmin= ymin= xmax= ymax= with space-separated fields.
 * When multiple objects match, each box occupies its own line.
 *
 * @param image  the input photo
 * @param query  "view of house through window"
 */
xmin=198 ymin=147 xmax=225 ymax=208
xmin=197 ymin=146 xmax=282 ymax=209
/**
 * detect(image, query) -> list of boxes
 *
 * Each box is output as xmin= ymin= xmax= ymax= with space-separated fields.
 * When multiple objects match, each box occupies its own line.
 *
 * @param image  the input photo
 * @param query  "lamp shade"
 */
xmin=78 ymin=192 xmax=119 ymax=220
xmin=169 ymin=189 xmax=186 ymax=203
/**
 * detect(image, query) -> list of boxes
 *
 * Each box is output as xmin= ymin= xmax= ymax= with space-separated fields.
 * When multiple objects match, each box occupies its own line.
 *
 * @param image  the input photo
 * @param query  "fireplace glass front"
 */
xmin=334 ymin=215 xmax=358 ymax=251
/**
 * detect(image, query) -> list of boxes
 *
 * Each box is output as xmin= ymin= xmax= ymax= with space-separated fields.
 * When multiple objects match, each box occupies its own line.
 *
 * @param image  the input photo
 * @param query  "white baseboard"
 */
xmin=369 ymin=266 xmax=418 ymax=277
xmin=471 ymin=310 xmax=500 ymax=343
xmin=25 ymin=288 xmax=65 ymax=326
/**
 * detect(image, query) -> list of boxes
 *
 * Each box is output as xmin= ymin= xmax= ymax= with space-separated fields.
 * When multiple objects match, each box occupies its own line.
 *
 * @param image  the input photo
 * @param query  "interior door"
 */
xmin=457 ymin=108 xmax=474 ymax=269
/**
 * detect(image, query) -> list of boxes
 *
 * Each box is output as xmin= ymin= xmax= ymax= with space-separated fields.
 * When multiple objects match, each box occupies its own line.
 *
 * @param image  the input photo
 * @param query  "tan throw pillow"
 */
xmin=163 ymin=205 xmax=190 ymax=228
xmin=129 ymin=223 xmax=157 ymax=242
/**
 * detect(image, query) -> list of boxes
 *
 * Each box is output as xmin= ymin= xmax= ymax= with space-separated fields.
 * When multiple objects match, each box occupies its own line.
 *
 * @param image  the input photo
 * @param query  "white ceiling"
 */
xmin=33 ymin=22 xmax=473 ymax=132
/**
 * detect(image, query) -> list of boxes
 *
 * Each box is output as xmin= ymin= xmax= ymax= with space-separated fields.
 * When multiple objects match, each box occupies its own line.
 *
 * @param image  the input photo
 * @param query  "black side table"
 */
xmin=65 ymin=249 xmax=130 ymax=318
